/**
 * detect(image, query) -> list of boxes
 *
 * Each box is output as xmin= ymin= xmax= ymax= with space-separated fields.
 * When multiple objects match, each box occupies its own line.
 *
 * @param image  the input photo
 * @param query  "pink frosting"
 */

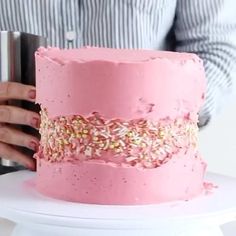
xmin=35 ymin=47 xmax=206 ymax=120
xmin=35 ymin=47 xmax=207 ymax=205
xmin=36 ymin=150 xmax=206 ymax=205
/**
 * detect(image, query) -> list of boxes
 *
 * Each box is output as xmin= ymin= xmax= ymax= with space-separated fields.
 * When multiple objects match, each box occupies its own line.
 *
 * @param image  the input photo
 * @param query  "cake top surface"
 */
xmin=37 ymin=47 xmax=201 ymax=64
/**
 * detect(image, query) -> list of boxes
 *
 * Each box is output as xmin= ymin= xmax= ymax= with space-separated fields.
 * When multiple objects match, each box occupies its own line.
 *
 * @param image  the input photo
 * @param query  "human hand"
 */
xmin=0 ymin=82 xmax=40 ymax=170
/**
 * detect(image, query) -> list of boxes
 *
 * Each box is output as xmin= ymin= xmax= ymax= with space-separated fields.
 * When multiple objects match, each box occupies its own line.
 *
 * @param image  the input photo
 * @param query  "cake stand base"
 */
xmin=11 ymin=224 xmax=224 ymax=236
xmin=0 ymin=171 xmax=236 ymax=236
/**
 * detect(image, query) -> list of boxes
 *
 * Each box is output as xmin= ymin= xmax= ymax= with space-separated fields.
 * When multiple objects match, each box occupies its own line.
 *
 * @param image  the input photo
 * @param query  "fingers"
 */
xmin=0 ymin=82 xmax=38 ymax=170
xmin=0 ymin=105 xmax=40 ymax=129
xmin=0 ymin=82 xmax=36 ymax=102
xmin=0 ymin=142 xmax=35 ymax=170
xmin=0 ymin=125 xmax=39 ymax=151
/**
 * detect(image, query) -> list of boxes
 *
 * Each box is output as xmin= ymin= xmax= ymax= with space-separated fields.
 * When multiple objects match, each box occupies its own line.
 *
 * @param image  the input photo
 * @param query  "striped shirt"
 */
xmin=0 ymin=0 xmax=236 ymax=126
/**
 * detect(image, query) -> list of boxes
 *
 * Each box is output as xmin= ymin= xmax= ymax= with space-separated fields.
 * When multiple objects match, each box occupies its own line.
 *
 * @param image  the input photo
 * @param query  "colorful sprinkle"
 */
xmin=39 ymin=108 xmax=198 ymax=168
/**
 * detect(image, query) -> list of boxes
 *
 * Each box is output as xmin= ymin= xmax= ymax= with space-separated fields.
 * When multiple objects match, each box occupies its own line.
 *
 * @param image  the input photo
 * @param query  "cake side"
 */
xmin=35 ymin=47 xmax=206 ymax=120
xmin=36 ymin=151 xmax=206 ymax=205
xmin=35 ymin=47 xmax=207 ymax=205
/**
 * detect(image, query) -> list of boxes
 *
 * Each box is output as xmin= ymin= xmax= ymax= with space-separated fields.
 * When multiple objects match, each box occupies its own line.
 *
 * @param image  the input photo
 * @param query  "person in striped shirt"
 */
xmin=0 ymin=0 xmax=235 ymax=169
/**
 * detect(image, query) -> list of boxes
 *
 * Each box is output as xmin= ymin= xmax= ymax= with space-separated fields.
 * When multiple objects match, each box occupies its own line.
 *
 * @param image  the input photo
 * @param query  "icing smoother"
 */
xmin=36 ymin=150 xmax=206 ymax=205
xmin=35 ymin=47 xmax=206 ymax=120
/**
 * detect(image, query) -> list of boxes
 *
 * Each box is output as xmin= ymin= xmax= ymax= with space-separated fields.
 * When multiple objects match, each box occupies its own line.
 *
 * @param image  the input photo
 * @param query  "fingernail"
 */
xmin=31 ymin=117 xmax=40 ymax=129
xmin=28 ymin=90 xmax=36 ymax=99
xmin=26 ymin=162 xmax=36 ymax=171
xmin=29 ymin=141 xmax=38 ymax=151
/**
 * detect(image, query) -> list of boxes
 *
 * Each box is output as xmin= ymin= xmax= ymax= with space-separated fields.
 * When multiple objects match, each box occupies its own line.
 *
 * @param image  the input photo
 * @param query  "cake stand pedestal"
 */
xmin=0 ymin=171 xmax=235 ymax=236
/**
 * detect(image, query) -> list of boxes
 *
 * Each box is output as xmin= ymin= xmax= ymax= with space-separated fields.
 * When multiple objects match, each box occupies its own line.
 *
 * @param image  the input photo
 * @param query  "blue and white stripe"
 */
xmin=0 ymin=0 xmax=236 ymax=126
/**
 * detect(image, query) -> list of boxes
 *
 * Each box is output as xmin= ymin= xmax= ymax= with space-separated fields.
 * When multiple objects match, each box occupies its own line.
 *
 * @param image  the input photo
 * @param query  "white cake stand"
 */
xmin=0 ymin=171 xmax=235 ymax=236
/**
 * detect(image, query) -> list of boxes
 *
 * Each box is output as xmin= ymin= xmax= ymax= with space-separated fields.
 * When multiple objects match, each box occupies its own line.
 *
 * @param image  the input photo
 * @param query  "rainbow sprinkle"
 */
xmin=39 ymin=108 xmax=198 ymax=168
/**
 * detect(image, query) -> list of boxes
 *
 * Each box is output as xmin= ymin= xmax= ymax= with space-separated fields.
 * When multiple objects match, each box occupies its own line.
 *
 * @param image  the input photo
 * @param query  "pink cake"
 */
xmin=35 ymin=47 xmax=207 ymax=205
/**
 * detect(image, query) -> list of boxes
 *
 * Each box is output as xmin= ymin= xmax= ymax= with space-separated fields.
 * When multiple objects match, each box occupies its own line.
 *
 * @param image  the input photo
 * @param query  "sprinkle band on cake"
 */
xmin=40 ymin=108 xmax=198 ymax=168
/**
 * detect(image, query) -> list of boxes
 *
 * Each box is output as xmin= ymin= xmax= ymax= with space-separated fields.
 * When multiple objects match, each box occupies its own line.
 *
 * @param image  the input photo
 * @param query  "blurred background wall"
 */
xmin=200 ymin=97 xmax=236 ymax=177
